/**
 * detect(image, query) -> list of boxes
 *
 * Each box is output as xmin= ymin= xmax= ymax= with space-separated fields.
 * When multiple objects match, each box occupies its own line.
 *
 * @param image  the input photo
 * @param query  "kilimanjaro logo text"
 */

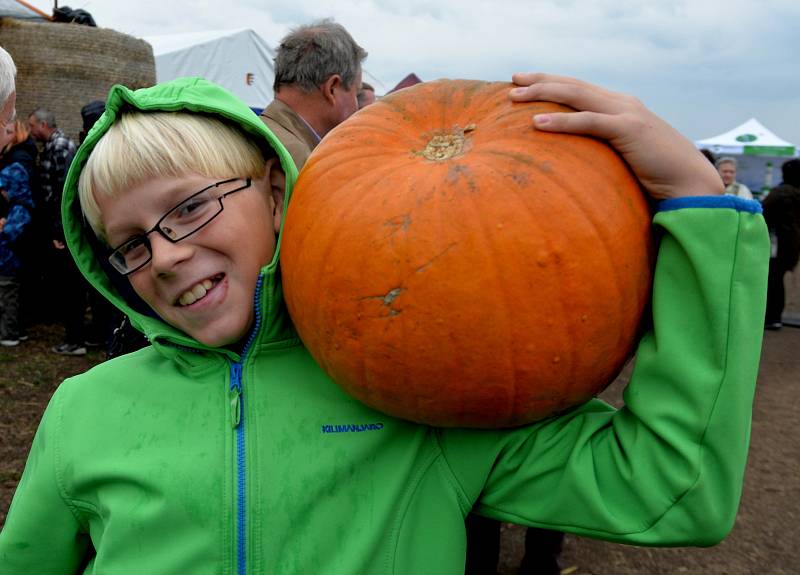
xmin=322 ymin=423 xmax=385 ymax=434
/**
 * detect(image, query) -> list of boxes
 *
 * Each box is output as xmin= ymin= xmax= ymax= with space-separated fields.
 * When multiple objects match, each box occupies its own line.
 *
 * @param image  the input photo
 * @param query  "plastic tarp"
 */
xmin=144 ymin=29 xmax=275 ymax=109
xmin=696 ymin=118 xmax=799 ymax=194
xmin=0 ymin=0 xmax=48 ymax=20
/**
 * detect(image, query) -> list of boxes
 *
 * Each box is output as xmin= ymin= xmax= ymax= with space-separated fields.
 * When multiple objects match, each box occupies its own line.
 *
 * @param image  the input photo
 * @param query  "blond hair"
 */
xmin=79 ymin=111 xmax=269 ymax=240
xmin=2 ymin=119 xmax=29 ymax=155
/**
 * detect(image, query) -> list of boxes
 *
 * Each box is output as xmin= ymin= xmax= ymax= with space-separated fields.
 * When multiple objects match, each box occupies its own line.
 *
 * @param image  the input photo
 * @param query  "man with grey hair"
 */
xmin=260 ymin=19 xmax=367 ymax=170
xmin=716 ymin=156 xmax=753 ymax=200
xmin=28 ymin=109 xmax=77 ymax=230
xmin=0 ymin=46 xmax=17 ymax=130
xmin=27 ymin=108 xmax=85 ymax=355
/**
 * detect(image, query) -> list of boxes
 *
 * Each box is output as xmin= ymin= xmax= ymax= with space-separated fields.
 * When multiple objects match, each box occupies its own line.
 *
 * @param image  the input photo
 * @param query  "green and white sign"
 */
xmin=743 ymin=145 xmax=796 ymax=157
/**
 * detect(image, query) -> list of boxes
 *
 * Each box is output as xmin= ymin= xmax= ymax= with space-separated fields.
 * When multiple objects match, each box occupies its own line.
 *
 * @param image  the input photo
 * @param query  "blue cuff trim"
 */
xmin=657 ymin=195 xmax=762 ymax=214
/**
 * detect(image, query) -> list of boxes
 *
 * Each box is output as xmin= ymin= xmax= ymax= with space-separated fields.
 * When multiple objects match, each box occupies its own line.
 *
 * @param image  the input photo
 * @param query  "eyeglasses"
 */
xmin=108 ymin=177 xmax=252 ymax=275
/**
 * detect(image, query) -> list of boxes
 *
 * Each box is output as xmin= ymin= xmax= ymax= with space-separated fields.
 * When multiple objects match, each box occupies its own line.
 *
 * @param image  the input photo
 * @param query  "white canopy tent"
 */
xmin=696 ymin=118 xmax=799 ymax=195
xmin=144 ymin=29 xmax=276 ymax=110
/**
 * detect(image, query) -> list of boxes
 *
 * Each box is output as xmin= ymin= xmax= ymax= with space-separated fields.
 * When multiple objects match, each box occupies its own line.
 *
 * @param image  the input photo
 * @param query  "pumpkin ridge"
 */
xmin=287 ymin=159 xmax=405 ymax=391
xmin=324 ymin=180 xmax=375 ymax=397
xmin=333 ymin=116 xmax=424 ymax=148
xmin=379 ymin=88 xmax=442 ymax=133
xmin=303 ymin=143 xmax=405 ymax=176
xmin=436 ymin=156 xmax=514 ymax=425
xmin=353 ymin=169 xmax=444 ymax=412
xmin=560 ymin=163 xmax=641 ymax=391
xmin=467 ymin=152 xmax=575 ymax=419
xmin=511 ymin=145 xmax=626 ymax=378
xmin=452 ymin=84 xmax=514 ymax=130
xmin=477 ymin=135 xmax=639 ymax=402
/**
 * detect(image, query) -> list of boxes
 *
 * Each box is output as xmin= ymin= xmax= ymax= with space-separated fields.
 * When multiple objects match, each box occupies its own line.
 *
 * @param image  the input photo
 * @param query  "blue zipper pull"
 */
xmin=230 ymin=362 xmax=243 ymax=428
xmin=230 ymin=386 xmax=242 ymax=428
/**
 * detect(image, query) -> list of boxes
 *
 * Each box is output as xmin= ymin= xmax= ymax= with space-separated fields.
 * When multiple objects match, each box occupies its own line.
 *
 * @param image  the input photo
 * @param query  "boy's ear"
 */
xmin=264 ymin=157 xmax=286 ymax=234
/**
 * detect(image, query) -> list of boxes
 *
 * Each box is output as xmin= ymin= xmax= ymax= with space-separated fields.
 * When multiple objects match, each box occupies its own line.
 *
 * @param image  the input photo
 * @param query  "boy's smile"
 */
xmin=176 ymin=274 xmax=223 ymax=306
xmin=97 ymin=171 xmax=283 ymax=347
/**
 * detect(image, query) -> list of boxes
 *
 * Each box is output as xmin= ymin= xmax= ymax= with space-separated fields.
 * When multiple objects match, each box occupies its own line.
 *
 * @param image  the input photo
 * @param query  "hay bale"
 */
xmin=0 ymin=17 xmax=155 ymax=142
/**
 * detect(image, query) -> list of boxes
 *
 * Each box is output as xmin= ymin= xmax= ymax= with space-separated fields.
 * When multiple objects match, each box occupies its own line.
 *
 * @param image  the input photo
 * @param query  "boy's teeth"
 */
xmin=179 ymin=279 xmax=215 ymax=306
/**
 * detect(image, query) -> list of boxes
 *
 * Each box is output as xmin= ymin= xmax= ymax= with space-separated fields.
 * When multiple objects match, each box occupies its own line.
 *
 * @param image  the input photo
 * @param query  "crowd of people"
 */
xmin=0 ymin=72 xmax=120 ymax=355
xmin=0 ymin=15 xmax=791 ymax=575
xmin=702 ymin=149 xmax=800 ymax=330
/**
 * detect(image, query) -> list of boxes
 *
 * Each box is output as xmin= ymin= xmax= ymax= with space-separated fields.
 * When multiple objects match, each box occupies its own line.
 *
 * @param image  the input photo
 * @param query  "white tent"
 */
xmin=696 ymin=118 xmax=796 ymax=156
xmin=144 ymin=29 xmax=275 ymax=110
xmin=696 ymin=118 xmax=799 ymax=195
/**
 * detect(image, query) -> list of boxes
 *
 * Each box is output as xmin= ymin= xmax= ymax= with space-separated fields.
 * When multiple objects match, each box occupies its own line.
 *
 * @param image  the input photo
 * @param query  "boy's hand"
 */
xmin=510 ymin=73 xmax=724 ymax=201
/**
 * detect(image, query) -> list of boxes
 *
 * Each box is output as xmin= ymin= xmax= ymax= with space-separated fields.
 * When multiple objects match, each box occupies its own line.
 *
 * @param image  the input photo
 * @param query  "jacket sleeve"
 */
xmin=0 ymin=380 xmax=91 ymax=572
xmin=439 ymin=196 xmax=769 ymax=546
xmin=0 ymin=163 xmax=32 ymax=244
xmin=1 ymin=204 xmax=32 ymax=244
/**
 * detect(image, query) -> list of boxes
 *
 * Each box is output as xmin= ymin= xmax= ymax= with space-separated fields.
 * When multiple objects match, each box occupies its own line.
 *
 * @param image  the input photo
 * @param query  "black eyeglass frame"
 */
xmin=108 ymin=177 xmax=252 ymax=276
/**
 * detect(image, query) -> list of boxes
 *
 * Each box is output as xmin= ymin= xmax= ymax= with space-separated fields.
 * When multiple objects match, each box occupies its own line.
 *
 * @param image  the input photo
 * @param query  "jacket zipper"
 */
xmin=229 ymin=362 xmax=246 ymax=575
xmin=230 ymin=275 xmax=265 ymax=575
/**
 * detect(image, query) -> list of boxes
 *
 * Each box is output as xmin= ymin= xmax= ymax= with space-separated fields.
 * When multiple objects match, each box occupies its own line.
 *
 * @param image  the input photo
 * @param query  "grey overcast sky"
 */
xmin=27 ymin=0 xmax=800 ymax=144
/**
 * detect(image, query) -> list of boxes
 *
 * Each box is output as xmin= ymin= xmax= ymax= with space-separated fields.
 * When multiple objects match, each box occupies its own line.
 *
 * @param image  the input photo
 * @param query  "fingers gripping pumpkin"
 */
xmin=281 ymin=79 xmax=654 ymax=428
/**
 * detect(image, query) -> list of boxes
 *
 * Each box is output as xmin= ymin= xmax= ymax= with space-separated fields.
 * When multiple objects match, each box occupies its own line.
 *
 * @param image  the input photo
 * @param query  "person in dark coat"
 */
xmin=762 ymin=159 xmax=800 ymax=328
xmin=0 ymin=121 xmax=34 ymax=346
xmin=0 ymin=120 xmax=37 ymax=339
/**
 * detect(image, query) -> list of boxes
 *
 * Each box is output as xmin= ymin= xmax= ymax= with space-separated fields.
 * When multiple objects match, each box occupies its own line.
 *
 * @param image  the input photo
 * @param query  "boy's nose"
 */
xmin=148 ymin=232 xmax=194 ymax=274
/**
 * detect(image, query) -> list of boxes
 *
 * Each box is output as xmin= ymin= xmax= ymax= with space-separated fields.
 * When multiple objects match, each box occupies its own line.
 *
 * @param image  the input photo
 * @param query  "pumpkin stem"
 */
xmin=421 ymin=125 xmax=475 ymax=161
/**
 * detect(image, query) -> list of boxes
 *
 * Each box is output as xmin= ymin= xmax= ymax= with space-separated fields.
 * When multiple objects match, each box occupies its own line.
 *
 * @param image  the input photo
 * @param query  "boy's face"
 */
xmin=96 ymin=161 xmax=284 ymax=347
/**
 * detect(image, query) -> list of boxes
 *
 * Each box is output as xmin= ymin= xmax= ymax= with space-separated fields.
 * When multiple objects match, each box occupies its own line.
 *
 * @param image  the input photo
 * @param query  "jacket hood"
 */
xmin=62 ymin=77 xmax=299 ymax=359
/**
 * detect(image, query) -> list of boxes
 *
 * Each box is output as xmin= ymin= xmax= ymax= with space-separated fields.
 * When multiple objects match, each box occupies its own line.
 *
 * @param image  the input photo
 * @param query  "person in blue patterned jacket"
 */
xmin=0 ymin=159 xmax=33 ymax=346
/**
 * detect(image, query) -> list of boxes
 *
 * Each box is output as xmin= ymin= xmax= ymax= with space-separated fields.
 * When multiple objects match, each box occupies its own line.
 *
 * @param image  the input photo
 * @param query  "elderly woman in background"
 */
xmin=716 ymin=156 xmax=753 ymax=199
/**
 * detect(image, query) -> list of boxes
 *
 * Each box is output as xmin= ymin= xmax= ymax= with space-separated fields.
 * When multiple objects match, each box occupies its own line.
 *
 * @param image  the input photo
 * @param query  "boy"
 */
xmin=0 ymin=75 xmax=768 ymax=573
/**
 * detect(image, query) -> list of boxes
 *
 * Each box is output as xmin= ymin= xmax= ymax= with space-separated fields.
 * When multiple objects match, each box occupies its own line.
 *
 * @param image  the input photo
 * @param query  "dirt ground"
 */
xmin=1 ymin=275 xmax=798 ymax=574
xmin=0 ymin=323 xmax=105 ymax=525
xmin=498 ymin=272 xmax=800 ymax=575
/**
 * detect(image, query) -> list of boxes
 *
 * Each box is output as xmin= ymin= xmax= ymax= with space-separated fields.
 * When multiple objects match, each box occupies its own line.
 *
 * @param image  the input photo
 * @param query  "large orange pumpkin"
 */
xmin=281 ymin=79 xmax=654 ymax=428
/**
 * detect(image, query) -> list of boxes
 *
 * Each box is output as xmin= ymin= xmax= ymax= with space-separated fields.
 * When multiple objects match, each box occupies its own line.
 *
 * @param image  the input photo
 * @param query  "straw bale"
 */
xmin=0 ymin=17 xmax=155 ymax=142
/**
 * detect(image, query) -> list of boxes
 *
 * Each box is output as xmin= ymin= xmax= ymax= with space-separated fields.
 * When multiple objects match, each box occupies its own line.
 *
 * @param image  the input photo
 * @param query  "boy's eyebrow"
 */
xmin=99 ymin=184 xmax=178 ymax=241
xmin=102 ymin=176 xmax=226 ymax=242
xmin=102 ymin=218 xmax=146 ymax=247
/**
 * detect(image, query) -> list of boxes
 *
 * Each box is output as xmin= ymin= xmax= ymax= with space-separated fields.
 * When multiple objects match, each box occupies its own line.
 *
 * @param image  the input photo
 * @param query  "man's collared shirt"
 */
xmin=39 ymin=128 xmax=77 ymax=239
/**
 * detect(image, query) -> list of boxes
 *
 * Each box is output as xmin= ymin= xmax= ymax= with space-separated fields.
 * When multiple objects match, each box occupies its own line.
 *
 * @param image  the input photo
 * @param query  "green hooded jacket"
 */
xmin=0 ymin=78 xmax=770 ymax=574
